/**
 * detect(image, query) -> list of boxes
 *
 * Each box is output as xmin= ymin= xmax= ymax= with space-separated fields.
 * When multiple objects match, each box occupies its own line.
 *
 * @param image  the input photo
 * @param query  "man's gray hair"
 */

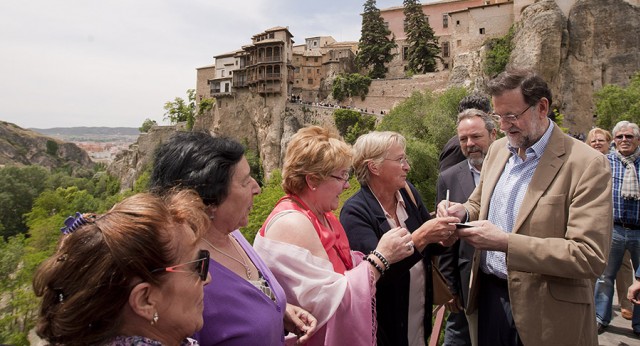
xmin=612 ymin=121 xmax=640 ymax=137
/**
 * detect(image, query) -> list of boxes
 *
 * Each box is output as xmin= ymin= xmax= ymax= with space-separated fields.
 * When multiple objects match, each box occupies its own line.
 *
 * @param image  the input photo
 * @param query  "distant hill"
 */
xmin=0 ymin=121 xmax=94 ymax=171
xmin=30 ymin=127 xmax=140 ymax=136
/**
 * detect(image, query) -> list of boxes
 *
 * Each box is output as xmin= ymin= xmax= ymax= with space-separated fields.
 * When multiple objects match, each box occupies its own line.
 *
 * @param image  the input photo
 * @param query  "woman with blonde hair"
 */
xmin=586 ymin=127 xmax=613 ymax=154
xmin=254 ymin=126 xmax=415 ymax=345
xmin=341 ymin=131 xmax=458 ymax=345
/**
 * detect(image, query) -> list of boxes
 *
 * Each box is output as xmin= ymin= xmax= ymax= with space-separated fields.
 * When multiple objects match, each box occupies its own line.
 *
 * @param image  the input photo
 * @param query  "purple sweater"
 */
xmin=192 ymin=230 xmax=287 ymax=346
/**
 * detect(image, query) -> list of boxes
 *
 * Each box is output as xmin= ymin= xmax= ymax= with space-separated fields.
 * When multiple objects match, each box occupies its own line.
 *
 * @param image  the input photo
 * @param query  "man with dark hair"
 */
xmin=438 ymin=68 xmax=612 ymax=345
xmin=437 ymin=108 xmax=496 ymax=346
xmin=438 ymin=93 xmax=493 ymax=172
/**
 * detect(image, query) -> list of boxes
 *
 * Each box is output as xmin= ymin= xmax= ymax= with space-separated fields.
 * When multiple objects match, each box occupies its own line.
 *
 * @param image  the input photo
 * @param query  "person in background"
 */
xmin=437 ymin=109 xmax=497 ymax=346
xmin=33 ymin=190 xmax=211 ymax=346
xmin=254 ymin=125 xmax=415 ymax=345
xmin=438 ymin=68 xmax=612 ymax=345
xmin=438 ymin=93 xmax=493 ymax=172
xmin=587 ymin=127 xmax=635 ymax=321
xmin=150 ymin=132 xmax=316 ymax=346
xmin=594 ymin=121 xmax=640 ymax=336
xmin=340 ymin=131 xmax=458 ymax=346
xmin=627 ymin=266 xmax=640 ymax=336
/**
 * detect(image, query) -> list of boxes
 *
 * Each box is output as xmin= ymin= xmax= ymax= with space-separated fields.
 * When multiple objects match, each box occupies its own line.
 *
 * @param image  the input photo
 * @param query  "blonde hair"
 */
xmin=282 ymin=126 xmax=352 ymax=195
xmin=585 ymin=127 xmax=612 ymax=144
xmin=352 ymin=131 xmax=406 ymax=186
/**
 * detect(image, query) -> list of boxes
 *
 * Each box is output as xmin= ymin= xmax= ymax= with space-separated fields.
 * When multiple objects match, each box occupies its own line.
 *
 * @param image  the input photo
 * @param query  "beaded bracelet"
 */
xmin=365 ymin=256 xmax=385 ymax=275
xmin=371 ymin=250 xmax=390 ymax=271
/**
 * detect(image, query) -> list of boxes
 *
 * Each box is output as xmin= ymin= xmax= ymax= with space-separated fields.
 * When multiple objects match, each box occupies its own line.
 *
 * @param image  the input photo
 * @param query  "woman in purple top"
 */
xmin=151 ymin=132 xmax=317 ymax=345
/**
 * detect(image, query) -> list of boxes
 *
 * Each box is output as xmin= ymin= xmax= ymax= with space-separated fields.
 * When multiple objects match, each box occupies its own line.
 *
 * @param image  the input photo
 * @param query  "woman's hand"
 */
xmin=374 ymin=227 xmax=414 ymax=264
xmin=412 ymin=216 xmax=459 ymax=250
xmin=284 ymin=303 xmax=317 ymax=344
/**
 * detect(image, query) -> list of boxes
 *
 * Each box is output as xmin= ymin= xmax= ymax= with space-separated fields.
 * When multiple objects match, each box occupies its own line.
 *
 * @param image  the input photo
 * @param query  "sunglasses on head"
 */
xmin=151 ymin=249 xmax=210 ymax=281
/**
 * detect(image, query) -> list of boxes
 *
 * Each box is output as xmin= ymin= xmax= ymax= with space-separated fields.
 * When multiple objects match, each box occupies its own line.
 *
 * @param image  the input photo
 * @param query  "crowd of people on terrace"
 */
xmin=32 ymin=68 xmax=640 ymax=346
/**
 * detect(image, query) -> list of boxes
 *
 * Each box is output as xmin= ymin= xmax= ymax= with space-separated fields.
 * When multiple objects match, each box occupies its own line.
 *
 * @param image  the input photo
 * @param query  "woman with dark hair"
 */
xmin=33 ymin=190 xmax=211 ymax=346
xmin=150 ymin=131 xmax=316 ymax=346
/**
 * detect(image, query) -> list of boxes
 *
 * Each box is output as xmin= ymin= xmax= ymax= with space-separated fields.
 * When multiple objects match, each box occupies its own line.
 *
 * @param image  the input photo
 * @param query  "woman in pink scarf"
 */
xmin=254 ymin=126 xmax=414 ymax=345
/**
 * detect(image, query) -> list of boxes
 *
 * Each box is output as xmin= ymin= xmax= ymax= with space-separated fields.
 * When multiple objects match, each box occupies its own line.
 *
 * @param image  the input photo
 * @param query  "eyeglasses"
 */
xmin=384 ymin=156 xmax=410 ymax=166
xmin=152 ymin=249 xmax=210 ymax=281
xmin=490 ymin=104 xmax=533 ymax=122
xmin=330 ymin=172 xmax=351 ymax=184
xmin=615 ymin=134 xmax=635 ymax=140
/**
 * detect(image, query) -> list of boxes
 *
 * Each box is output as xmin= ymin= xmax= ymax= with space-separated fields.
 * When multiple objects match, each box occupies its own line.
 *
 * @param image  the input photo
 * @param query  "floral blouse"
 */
xmin=104 ymin=335 xmax=199 ymax=346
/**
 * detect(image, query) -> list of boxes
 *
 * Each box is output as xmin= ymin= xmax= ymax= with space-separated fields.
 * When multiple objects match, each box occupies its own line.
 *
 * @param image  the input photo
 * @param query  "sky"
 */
xmin=0 ymin=0 xmax=428 ymax=129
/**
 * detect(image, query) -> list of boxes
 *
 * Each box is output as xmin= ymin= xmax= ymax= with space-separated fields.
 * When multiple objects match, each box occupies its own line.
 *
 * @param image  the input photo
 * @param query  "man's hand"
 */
xmin=456 ymin=220 xmax=509 ymax=252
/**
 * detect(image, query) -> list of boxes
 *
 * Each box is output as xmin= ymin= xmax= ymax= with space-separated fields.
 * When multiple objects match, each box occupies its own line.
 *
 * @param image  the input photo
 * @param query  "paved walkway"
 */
xmin=598 ymin=290 xmax=638 ymax=346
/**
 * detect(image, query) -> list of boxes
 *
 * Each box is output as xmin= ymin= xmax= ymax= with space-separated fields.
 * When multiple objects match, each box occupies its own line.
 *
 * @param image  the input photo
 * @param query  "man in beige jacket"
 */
xmin=438 ymin=68 xmax=612 ymax=346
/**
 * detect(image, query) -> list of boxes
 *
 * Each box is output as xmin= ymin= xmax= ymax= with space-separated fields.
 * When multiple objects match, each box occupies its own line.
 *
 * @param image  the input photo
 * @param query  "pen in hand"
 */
xmin=445 ymin=189 xmax=450 ymax=213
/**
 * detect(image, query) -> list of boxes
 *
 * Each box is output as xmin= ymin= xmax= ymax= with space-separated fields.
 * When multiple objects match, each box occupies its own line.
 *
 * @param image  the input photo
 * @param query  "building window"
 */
xmin=384 ymin=22 xmax=389 ymax=29
xmin=443 ymin=14 xmax=448 ymax=28
xmin=219 ymin=100 xmax=223 ymax=108
xmin=221 ymin=70 xmax=225 ymax=77
xmin=224 ymin=83 xmax=229 ymax=92
xmin=457 ymin=39 xmax=462 ymax=47
xmin=316 ymin=68 xmax=320 ymax=73
xmin=456 ymin=20 xmax=460 ymax=25
xmin=308 ymin=78 xmax=313 ymax=84
xmin=479 ymin=28 xmax=485 ymax=34
xmin=269 ymin=32 xmax=274 ymax=39
xmin=314 ymin=57 xmax=318 ymax=62
xmin=444 ymin=63 xmax=449 ymax=70
xmin=443 ymin=41 xmax=450 ymax=58
xmin=403 ymin=46 xmax=409 ymax=60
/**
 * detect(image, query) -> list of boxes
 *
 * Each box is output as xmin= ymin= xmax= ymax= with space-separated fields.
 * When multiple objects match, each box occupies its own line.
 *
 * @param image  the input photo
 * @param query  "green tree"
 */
xmin=356 ymin=0 xmax=397 ymax=78
xmin=0 ymin=166 xmax=49 ymax=238
xmin=333 ymin=109 xmax=377 ymax=144
xmin=331 ymin=73 xmax=372 ymax=102
xmin=378 ymin=87 xmax=468 ymax=208
xmin=164 ymin=89 xmax=215 ymax=130
xmin=595 ymin=71 xmax=640 ymax=131
xmin=45 ymin=140 xmax=59 ymax=156
xmin=139 ymin=118 xmax=157 ymax=132
xmin=403 ymin=0 xmax=441 ymax=74
xmin=484 ymin=26 xmax=514 ymax=77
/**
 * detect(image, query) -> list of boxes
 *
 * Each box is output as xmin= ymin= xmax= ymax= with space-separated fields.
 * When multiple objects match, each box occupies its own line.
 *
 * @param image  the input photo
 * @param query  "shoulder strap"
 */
xmin=404 ymin=182 xmax=417 ymax=208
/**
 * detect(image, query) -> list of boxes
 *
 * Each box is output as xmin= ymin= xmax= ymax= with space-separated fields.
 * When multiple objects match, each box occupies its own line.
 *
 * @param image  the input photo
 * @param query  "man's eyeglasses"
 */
xmin=615 ymin=134 xmax=636 ymax=140
xmin=384 ymin=156 xmax=411 ymax=166
xmin=152 ymin=249 xmax=210 ymax=281
xmin=330 ymin=172 xmax=351 ymax=184
xmin=490 ymin=104 xmax=533 ymax=123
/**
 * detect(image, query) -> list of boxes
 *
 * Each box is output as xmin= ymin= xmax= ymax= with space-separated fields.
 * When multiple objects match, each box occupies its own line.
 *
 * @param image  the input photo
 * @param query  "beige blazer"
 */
xmin=464 ymin=124 xmax=612 ymax=346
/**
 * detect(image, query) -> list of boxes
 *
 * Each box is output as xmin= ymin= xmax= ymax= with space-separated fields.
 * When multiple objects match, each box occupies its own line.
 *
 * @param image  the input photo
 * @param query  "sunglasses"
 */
xmin=152 ymin=249 xmax=210 ymax=281
xmin=615 ymin=134 xmax=635 ymax=140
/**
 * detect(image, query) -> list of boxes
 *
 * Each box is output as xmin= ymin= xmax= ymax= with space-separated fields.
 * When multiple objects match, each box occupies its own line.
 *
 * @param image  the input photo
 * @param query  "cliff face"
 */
xmin=0 ymin=121 xmax=93 ymax=171
xmin=509 ymin=0 xmax=639 ymax=132
xmin=106 ymin=124 xmax=183 ymax=190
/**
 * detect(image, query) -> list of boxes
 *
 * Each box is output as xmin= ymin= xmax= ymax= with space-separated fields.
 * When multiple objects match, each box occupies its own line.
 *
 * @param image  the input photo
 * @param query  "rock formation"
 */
xmin=107 ymin=124 xmax=183 ymax=190
xmin=0 ymin=120 xmax=93 ymax=172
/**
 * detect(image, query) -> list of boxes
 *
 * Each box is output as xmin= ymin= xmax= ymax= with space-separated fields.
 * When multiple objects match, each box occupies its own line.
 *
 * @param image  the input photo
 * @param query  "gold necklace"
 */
xmin=203 ymin=237 xmax=253 ymax=280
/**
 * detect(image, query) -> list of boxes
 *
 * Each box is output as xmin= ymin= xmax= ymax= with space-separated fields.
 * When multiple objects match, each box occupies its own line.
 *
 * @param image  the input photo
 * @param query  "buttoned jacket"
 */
xmin=464 ymin=124 xmax=612 ymax=346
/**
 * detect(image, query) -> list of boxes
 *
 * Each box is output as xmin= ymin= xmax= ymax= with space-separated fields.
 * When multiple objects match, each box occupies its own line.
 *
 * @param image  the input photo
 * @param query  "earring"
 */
xmin=209 ymin=213 xmax=215 ymax=220
xmin=312 ymin=187 xmax=317 ymax=191
xmin=150 ymin=311 xmax=159 ymax=325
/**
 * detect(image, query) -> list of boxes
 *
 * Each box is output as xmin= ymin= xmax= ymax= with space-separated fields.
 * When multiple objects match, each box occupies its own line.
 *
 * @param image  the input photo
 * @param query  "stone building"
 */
xmin=291 ymin=37 xmax=358 ymax=102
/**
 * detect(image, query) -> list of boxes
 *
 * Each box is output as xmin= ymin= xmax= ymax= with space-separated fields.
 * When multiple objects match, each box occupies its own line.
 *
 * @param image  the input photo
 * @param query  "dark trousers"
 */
xmin=477 ymin=271 xmax=523 ymax=346
xmin=443 ymin=310 xmax=471 ymax=346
